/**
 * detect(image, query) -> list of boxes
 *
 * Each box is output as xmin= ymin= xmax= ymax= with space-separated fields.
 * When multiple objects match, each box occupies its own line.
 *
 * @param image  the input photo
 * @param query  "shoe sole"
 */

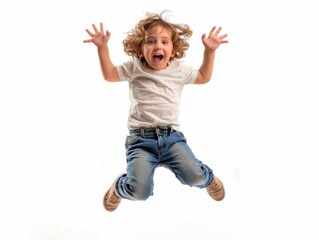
xmin=103 ymin=178 xmax=121 ymax=211
xmin=208 ymin=177 xmax=225 ymax=201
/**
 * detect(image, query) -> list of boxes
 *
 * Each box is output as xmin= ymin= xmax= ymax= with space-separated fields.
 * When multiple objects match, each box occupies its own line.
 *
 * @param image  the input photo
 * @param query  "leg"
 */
xmin=163 ymin=131 xmax=213 ymax=188
xmin=164 ymin=131 xmax=225 ymax=201
xmin=117 ymin=135 xmax=158 ymax=201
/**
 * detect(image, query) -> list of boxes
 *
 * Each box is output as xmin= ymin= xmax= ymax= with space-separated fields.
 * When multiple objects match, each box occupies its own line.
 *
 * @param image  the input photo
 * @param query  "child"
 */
xmin=84 ymin=11 xmax=228 ymax=211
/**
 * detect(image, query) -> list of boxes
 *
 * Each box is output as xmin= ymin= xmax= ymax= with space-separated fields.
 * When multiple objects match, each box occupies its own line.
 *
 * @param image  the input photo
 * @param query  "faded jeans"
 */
xmin=116 ymin=126 xmax=214 ymax=200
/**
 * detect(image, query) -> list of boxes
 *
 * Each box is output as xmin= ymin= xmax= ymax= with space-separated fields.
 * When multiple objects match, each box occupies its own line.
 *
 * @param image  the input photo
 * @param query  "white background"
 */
xmin=0 ymin=0 xmax=317 ymax=239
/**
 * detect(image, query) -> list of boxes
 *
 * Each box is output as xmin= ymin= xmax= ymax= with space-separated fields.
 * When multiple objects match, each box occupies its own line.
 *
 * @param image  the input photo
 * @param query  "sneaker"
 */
xmin=206 ymin=176 xmax=225 ymax=201
xmin=103 ymin=177 xmax=122 ymax=211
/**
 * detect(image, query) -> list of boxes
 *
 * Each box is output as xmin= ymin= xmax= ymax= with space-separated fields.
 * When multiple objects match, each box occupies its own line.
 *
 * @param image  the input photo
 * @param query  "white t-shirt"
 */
xmin=116 ymin=58 xmax=198 ymax=130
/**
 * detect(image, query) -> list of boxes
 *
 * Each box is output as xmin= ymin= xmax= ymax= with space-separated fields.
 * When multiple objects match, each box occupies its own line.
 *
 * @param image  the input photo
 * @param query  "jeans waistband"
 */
xmin=129 ymin=126 xmax=175 ymax=138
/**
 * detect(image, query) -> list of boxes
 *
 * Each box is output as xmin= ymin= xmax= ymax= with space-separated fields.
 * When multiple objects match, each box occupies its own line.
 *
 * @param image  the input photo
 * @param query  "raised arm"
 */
xmin=195 ymin=26 xmax=228 ymax=84
xmin=84 ymin=23 xmax=120 ymax=82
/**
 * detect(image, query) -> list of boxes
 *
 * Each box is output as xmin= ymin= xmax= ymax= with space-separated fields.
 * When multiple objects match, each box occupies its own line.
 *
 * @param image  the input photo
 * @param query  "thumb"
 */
xmin=201 ymin=33 xmax=207 ymax=44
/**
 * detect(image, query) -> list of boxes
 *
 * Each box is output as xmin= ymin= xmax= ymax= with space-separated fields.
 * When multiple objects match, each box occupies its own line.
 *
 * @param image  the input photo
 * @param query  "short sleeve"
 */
xmin=116 ymin=59 xmax=134 ymax=82
xmin=180 ymin=61 xmax=198 ymax=85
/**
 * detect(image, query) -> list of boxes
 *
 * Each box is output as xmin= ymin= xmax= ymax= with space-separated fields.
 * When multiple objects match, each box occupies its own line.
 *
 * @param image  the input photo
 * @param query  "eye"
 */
xmin=146 ymin=39 xmax=156 ymax=45
xmin=162 ymin=40 xmax=169 ymax=45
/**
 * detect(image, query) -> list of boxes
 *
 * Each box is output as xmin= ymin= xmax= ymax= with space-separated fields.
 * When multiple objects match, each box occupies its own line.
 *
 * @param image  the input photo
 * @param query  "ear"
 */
xmin=171 ymin=50 xmax=176 ymax=58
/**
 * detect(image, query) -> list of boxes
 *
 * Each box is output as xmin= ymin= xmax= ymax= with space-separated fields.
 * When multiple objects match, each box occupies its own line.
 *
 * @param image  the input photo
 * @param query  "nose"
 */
xmin=155 ymin=42 xmax=162 ymax=49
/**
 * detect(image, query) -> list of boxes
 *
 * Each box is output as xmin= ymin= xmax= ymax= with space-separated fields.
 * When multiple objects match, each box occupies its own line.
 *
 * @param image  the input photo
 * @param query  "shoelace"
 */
xmin=108 ymin=192 xmax=120 ymax=205
xmin=208 ymin=181 xmax=222 ymax=194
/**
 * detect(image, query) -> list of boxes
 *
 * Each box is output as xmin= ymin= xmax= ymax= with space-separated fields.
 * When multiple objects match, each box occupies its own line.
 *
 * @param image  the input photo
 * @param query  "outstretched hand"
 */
xmin=201 ymin=26 xmax=228 ymax=51
xmin=83 ymin=22 xmax=110 ymax=48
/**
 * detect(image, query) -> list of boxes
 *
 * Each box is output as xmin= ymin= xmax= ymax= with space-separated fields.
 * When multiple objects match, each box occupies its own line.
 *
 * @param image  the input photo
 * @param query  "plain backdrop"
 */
xmin=0 ymin=0 xmax=317 ymax=239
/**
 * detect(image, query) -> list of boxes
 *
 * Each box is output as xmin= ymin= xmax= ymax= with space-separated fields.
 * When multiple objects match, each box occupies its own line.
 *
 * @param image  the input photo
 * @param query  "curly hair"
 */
xmin=123 ymin=11 xmax=193 ymax=61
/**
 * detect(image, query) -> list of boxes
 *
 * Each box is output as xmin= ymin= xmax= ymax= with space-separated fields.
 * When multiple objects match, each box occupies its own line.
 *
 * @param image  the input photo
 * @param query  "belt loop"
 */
xmin=140 ymin=128 xmax=145 ymax=138
xmin=169 ymin=125 xmax=173 ymax=133
xmin=155 ymin=126 xmax=160 ymax=137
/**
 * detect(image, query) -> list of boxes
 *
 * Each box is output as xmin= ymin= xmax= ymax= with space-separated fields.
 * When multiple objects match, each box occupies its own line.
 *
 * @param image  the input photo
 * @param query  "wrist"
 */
xmin=97 ymin=45 xmax=108 ymax=50
xmin=204 ymin=49 xmax=216 ymax=59
xmin=204 ymin=48 xmax=216 ymax=54
xmin=97 ymin=45 xmax=109 ymax=55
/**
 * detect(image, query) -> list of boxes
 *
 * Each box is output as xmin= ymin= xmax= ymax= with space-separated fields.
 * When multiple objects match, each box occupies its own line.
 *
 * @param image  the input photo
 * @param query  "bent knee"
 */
xmin=185 ymin=174 xmax=207 ymax=187
xmin=179 ymin=168 xmax=212 ymax=188
xmin=132 ymin=192 xmax=151 ymax=201
xmin=129 ymin=183 xmax=153 ymax=201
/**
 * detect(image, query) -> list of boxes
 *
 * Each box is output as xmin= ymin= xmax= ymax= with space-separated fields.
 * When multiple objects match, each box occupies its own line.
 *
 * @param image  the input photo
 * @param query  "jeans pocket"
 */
xmin=174 ymin=131 xmax=186 ymax=141
xmin=125 ymin=135 xmax=140 ymax=148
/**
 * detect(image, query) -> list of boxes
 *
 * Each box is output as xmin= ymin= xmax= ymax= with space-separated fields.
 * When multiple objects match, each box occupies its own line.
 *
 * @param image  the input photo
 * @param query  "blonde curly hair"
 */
xmin=123 ymin=11 xmax=192 ymax=61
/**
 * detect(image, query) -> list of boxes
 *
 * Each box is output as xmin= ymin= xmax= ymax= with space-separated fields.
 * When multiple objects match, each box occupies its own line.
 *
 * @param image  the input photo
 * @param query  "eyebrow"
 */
xmin=145 ymin=36 xmax=171 ymax=40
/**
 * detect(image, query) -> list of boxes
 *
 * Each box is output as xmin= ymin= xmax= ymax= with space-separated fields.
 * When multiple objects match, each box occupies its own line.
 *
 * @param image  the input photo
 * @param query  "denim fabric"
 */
xmin=116 ymin=127 xmax=214 ymax=200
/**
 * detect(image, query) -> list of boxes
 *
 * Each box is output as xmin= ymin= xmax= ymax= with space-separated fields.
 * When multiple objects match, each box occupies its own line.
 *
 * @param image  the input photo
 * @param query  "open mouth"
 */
xmin=152 ymin=54 xmax=164 ymax=62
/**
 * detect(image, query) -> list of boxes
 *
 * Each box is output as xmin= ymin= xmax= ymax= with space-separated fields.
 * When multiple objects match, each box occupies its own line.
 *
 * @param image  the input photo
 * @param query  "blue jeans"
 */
xmin=116 ymin=126 xmax=214 ymax=200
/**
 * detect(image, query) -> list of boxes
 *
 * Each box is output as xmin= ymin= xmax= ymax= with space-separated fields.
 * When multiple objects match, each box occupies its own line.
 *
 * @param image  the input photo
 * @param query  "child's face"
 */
xmin=140 ymin=26 xmax=175 ymax=70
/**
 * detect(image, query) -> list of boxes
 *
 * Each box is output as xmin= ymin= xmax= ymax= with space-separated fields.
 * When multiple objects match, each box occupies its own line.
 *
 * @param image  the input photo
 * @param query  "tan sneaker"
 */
xmin=206 ymin=176 xmax=225 ymax=201
xmin=103 ymin=177 xmax=122 ymax=211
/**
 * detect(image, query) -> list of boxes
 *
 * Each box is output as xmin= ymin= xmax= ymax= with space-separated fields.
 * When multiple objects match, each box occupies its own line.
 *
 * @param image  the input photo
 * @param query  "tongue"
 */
xmin=153 ymin=56 xmax=162 ymax=62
